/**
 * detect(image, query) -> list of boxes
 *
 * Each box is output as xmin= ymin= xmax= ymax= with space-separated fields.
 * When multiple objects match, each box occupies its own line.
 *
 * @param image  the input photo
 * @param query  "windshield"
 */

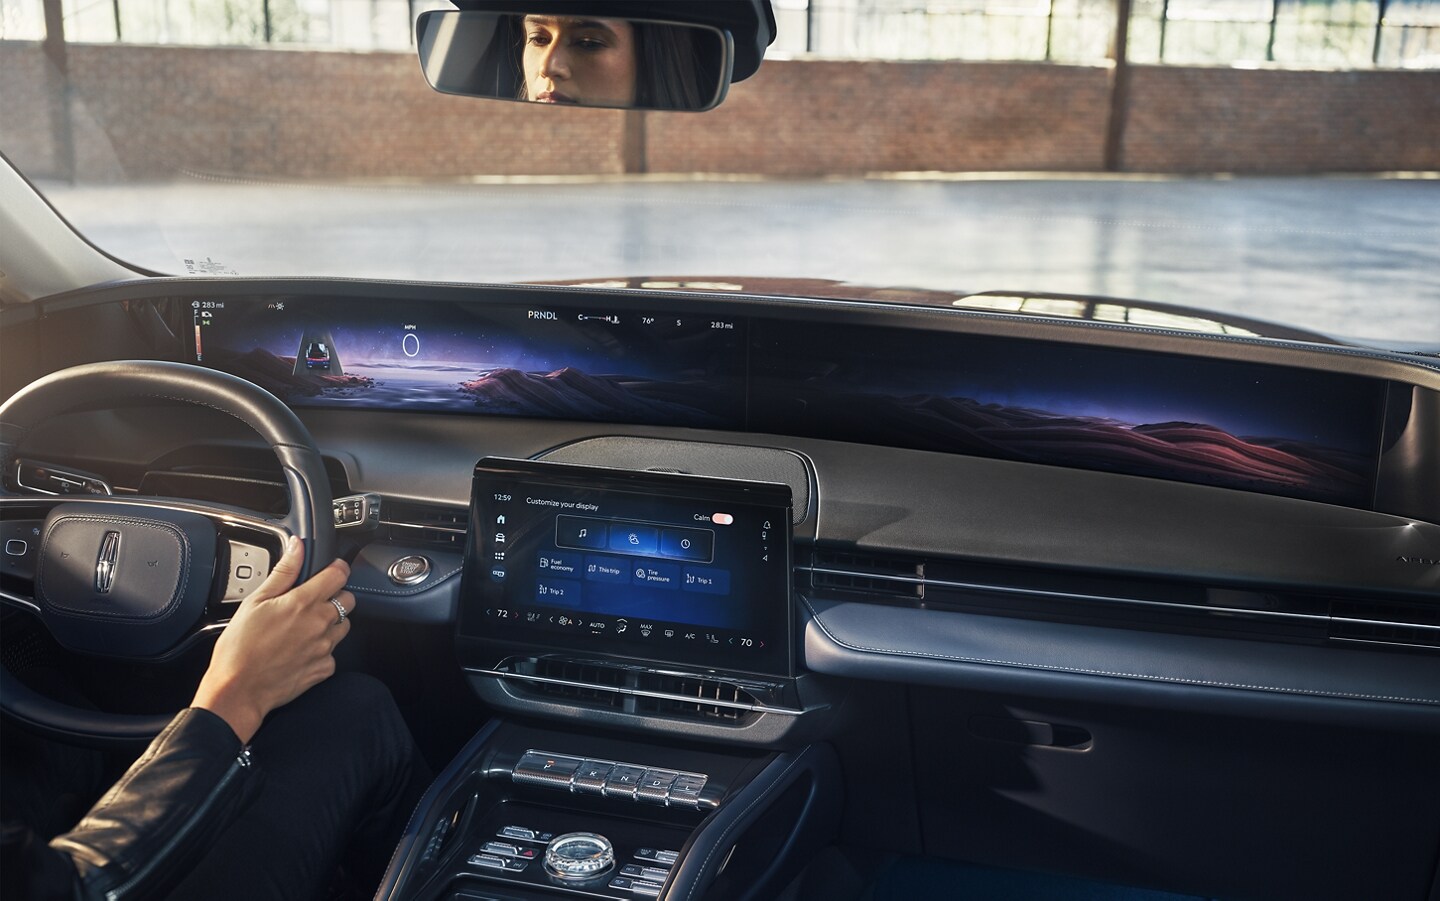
xmin=2 ymin=0 xmax=1437 ymax=346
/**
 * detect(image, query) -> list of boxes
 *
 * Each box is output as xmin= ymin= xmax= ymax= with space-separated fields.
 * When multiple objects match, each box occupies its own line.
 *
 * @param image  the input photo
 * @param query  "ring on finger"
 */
xmin=329 ymin=596 xmax=348 ymax=625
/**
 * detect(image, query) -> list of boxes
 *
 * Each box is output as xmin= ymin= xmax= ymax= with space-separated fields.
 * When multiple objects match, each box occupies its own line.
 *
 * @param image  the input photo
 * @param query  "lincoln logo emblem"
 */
xmin=95 ymin=531 xmax=121 ymax=594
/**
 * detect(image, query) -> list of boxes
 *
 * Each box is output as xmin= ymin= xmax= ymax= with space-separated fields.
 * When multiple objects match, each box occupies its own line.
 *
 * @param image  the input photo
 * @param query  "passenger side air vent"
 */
xmin=380 ymin=501 xmax=468 ymax=549
xmin=805 ymin=549 xmax=924 ymax=602
xmin=500 ymin=657 xmax=766 ymax=725
xmin=803 ymin=549 xmax=1438 ymax=654
xmin=1328 ymin=599 xmax=1440 ymax=651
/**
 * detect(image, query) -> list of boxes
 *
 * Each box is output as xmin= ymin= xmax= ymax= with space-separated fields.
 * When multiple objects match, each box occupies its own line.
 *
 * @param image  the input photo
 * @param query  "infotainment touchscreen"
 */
xmin=459 ymin=458 xmax=794 ymax=679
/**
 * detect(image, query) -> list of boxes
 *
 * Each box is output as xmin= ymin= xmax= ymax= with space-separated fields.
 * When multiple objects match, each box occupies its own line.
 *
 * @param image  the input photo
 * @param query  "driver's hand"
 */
xmin=191 ymin=536 xmax=354 ymax=743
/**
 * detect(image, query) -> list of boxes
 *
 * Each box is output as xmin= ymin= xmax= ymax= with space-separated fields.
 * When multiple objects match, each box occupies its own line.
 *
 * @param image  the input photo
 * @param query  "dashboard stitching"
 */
xmin=346 ymin=563 xmax=463 ymax=596
xmin=805 ymin=603 xmax=1440 ymax=706
xmin=682 ymin=754 xmax=808 ymax=901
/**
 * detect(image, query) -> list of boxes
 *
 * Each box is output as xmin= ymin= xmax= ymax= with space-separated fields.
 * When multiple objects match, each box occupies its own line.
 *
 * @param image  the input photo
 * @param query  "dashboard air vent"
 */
xmin=502 ymin=658 xmax=762 ymax=724
xmin=520 ymin=658 xmax=625 ymax=710
xmin=633 ymin=673 xmax=754 ymax=722
xmin=804 ymin=549 xmax=924 ymax=601
xmin=803 ymin=549 xmax=1437 ymax=654
xmin=380 ymin=501 xmax=469 ymax=549
xmin=1328 ymin=599 xmax=1440 ymax=651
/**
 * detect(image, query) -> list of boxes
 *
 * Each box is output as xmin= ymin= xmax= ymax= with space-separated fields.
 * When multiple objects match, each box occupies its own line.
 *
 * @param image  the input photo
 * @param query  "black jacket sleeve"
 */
xmin=2 ymin=707 xmax=255 ymax=901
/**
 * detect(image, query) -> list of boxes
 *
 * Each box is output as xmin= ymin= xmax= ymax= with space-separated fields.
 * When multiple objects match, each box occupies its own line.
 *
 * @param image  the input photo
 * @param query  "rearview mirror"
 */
xmin=416 ymin=10 xmax=733 ymax=112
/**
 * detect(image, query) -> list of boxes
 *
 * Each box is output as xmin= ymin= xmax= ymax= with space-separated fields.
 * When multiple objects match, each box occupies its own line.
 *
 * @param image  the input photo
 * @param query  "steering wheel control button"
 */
xmin=544 ymin=832 xmax=615 ymax=881
xmin=332 ymin=493 xmax=380 ymax=529
xmin=387 ymin=554 xmax=431 ymax=586
xmin=1 ymin=521 xmax=43 ymax=580
xmin=222 ymin=541 xmax=272 ymax=603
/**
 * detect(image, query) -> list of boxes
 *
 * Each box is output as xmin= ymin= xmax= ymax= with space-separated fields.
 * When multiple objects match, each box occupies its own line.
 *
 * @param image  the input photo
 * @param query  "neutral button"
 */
xmin=602 ymin=765 xmax=647 ymax=798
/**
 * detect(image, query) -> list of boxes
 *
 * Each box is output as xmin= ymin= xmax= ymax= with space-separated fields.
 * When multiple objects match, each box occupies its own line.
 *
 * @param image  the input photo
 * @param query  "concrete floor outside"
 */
xmin=38 ymin=173 xmax=1440 ymax=347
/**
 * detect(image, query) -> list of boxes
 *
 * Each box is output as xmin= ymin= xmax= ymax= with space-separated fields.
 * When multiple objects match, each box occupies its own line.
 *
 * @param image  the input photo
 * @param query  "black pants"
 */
xmin=167 ymin=672 xmax=431 ymax=900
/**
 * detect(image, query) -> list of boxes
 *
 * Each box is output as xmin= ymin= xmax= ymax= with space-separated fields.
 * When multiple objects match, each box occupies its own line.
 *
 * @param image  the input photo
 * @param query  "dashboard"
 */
xmin=5 ymin=277 xmax=1440 ymax=901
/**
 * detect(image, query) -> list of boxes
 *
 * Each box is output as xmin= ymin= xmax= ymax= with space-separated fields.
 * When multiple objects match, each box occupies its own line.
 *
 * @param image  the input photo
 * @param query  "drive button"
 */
xmin=636 ymin=770 xmax=679 ymax=804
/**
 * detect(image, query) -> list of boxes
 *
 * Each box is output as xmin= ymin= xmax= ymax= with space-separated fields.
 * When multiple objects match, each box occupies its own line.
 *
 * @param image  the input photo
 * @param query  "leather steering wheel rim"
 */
xmin=0 ymin=360 xmax=335 ymax=742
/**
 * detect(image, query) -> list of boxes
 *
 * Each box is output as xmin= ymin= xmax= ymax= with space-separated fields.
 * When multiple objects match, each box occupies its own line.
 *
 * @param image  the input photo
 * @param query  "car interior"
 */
xmin=1 ymin=2 xmax=1438 ymax=901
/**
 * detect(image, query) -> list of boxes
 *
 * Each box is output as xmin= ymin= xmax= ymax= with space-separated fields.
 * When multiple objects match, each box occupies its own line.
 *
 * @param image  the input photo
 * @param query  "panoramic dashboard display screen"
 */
xmin=193 ymin=296 xmax=1387 ymax=509
xmin=460 ymin=459 xmax=794 ymax=678
xmin=188 ymin=295 xmax=745 ymax=429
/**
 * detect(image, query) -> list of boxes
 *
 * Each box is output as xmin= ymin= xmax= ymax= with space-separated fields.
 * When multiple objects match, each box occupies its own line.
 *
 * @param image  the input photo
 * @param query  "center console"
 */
xmin=377 ymin=459 xmax=842 ymax=901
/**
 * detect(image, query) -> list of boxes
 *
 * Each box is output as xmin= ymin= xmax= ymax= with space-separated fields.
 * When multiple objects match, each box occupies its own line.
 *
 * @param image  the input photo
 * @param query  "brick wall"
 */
xmin=0 ymin=43 xmax=64 ymax=177
xmin=1123 ymin=66 xmax=1440 ymax=173
xmin=648 ymin=60 xmax=1111 ymax=175
xmin=2 ymin=41 xmax=1436 ymax=181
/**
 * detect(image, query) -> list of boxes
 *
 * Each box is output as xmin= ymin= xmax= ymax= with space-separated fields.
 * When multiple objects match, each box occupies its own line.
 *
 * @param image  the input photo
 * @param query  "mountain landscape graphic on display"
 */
xmin=791 ymin=390 xmax=1370 ymax=499
xmin=208 ymin=348 xmax=725 ymax=427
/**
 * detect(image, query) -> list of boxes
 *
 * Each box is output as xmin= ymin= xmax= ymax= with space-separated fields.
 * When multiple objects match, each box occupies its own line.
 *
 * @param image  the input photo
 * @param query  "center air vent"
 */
xmin=499 ymin=657 xmax=777 ymax=724
xmin=633 ymin=672 xmax=752 ymax=722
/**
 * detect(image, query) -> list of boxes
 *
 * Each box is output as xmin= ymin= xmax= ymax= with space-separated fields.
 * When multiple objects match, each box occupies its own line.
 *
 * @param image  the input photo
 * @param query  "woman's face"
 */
xmin=522 ymin=16 xmax=638 ymax=107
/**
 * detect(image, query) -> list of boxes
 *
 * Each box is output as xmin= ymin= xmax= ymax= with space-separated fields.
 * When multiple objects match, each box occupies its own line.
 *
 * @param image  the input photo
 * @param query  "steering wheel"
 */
xmin=0 ymin=360 xmax=335 ymax=743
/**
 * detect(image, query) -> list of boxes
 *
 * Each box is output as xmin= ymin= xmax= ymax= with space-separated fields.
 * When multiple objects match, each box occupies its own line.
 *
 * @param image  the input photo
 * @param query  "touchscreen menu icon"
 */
xmin=556 ymin=515 xmax=713 ymax=564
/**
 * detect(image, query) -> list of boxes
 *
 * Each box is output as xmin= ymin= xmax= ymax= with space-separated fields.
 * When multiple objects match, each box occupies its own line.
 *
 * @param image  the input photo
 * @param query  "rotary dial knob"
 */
xmin=544 ymin=832 xmax=615 ymax=880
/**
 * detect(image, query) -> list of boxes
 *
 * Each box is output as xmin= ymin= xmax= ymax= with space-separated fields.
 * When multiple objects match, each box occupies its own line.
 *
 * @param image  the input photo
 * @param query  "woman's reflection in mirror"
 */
xmin=518 ymin=15 xmax=706 ymax=109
